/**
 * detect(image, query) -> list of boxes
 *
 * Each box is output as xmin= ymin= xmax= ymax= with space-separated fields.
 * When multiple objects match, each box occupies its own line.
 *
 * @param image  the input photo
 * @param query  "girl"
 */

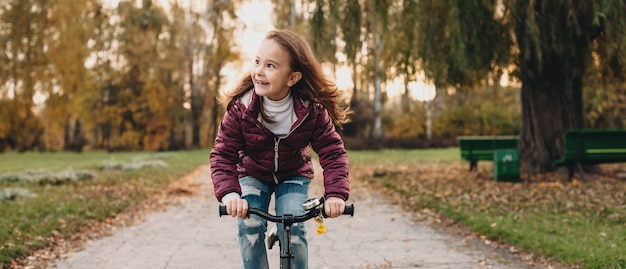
xmin=210 ymin=29 xmax=351 ymax=269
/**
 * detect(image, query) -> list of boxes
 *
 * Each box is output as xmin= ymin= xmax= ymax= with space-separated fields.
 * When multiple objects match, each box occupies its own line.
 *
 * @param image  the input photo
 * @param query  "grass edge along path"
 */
xmin=1 ymin=150 xmax=210 ymax=269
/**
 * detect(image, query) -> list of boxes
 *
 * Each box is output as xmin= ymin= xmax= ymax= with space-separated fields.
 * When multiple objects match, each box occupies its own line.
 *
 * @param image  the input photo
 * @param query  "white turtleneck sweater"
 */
xmin=262 ymin=92 xmax=295 ymax=137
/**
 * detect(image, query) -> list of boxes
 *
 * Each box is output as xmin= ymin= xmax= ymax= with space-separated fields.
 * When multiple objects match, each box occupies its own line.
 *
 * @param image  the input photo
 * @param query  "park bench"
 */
xmin=553 ymin=129 xmax=626 ymax=179
xmin=458 ymin=135 xmax=519 ymax=171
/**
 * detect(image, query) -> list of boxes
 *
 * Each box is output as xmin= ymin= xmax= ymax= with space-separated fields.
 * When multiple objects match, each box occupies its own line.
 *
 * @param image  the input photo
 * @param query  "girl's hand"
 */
xmin=324 ymin=197 xmax=345 ymax=218
xmin=225 ymin=198 xmax=249 ymax=219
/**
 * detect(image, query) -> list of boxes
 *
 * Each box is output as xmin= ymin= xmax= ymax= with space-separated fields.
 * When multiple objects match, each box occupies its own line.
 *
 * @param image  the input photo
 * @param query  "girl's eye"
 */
xmin=267 ymin=63 xmax=274 ymax=68
xmin=254 ymin=59 xmax=260 ymax=65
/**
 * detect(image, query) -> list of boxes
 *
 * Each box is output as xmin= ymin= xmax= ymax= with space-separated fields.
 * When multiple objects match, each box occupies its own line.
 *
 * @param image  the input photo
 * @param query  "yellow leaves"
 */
xmin=538 ymin=181 xmax=563 ymax=188
xmin=565 ymin=210 xmax=581 ymax=217
xmin=435 ymin=190 xmax=455 ymax=199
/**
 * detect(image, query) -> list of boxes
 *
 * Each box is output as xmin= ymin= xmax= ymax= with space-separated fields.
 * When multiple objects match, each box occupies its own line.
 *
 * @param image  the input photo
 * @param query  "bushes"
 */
xmin=432 ymin=101 xmax=520 ymax=137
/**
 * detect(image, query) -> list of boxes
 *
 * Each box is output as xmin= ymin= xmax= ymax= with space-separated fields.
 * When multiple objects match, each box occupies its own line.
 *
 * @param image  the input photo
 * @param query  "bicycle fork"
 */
xmin=280 ymin=214 xmax=295 ymax=269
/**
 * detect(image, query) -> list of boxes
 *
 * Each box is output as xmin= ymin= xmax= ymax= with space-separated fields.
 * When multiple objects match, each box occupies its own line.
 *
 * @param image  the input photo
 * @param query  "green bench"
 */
xmin=553 ymin=129 xmax=626 ymax=179
xmin=458 ymin=136 xmax=519 ymax=171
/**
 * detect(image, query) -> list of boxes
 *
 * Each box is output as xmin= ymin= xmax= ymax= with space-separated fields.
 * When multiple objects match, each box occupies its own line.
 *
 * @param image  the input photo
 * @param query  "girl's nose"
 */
xmin=253 ymin=64 xmax=263 ymax=75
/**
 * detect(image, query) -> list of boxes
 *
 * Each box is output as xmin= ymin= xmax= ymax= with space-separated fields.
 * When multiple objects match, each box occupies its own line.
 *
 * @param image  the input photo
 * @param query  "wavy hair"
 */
xmin=220 ymin=29 xmax=350 ymax=127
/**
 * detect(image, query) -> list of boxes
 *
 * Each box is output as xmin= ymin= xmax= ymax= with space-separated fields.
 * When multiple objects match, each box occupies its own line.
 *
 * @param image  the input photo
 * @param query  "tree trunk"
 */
xmin=351 ymin=62 xmax=358 ymax=101
xmin=424 ymin=101 xmax=432 ymax=140
xmin=514 ymin=0 xmax=597 ymax=174
xmin=373 ymin=32 xmax=382 ymax=139
xmin=208 ymin=74 xmax=222 ymax=145
xmin=517 ymin=47 xmax=587 ymax=173
xmin=191 ymin=94 xmax=203 ymax=149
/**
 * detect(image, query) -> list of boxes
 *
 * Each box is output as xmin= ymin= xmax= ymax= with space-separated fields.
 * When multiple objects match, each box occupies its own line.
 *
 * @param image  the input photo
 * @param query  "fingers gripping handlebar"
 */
xmin=219 ymin=197 xmax=354 ymax=221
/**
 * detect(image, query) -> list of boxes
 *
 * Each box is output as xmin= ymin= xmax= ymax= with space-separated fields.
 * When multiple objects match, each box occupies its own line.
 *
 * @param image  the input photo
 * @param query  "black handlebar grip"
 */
xmin=219 ymin=205 xmax=227 ymax=217
xmin=344 ymin=204 xmax=354 ymax=216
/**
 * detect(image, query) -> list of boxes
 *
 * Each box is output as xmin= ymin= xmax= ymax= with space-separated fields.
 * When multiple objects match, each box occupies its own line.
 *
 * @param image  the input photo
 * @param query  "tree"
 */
xmin=388 ymin=0 xmax=420 ymax=111
xmin=203 ymin=0 xmax=240 ymax=147
xmin=339 ymin=0 xmax=362 ymax=100
xmin=176 ymin=0 xmax=239 ymax=148
xmin=415 ymin=0 xmax=626 ymax=173
xmin=110 ymin=0 xmax=170 ymax=150
xmin=180 ymin=3 xmax=210 ymax=149
xmin=0 ymin=0 xmax=50 ymax=151
xmin=309 ymin=0 xmax=339 ymax=68
xmin=270 ymin=0 xmax=302 ymax=31
xmin=82 ymin=3 xmax=117 ymax=150
xmin=513 ymin=0 xmax=625 ymax=172
xmin=43 ymin=0 xmax=97 ymax=151
xmin=365 ymin=0 xmax=391 ymax=140
xmin=162 ymin=2 xmax=191 ymax=150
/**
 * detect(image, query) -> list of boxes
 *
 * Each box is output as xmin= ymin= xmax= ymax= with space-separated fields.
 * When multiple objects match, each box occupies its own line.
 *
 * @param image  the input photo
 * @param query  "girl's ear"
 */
xmin=288 ymin=71 xmax=302 ymax=87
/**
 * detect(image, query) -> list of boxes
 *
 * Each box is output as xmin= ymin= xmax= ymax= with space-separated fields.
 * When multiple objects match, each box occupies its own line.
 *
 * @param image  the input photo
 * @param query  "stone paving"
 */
xmin=48 ymin=163 xmax=542 ymax=269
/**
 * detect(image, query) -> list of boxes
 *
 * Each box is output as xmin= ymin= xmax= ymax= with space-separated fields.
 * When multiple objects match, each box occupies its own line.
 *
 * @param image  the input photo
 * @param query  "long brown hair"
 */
xmin=220 ymin=29 xmax=350 ymax=127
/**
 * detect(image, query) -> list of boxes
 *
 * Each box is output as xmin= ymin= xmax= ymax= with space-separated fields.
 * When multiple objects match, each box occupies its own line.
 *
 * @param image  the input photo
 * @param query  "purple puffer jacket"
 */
xmin=210 ymin=89 xmax=350 ymax=202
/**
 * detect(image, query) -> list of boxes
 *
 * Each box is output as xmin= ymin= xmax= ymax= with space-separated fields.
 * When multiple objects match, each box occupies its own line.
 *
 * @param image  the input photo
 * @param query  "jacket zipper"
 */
xmin=272 ymin=138 xmax=281 ymax=184
xmin=271 ymin=111 xmax=310 ymax=183
xmin=273 ymin=137 xmax=281 ymax=172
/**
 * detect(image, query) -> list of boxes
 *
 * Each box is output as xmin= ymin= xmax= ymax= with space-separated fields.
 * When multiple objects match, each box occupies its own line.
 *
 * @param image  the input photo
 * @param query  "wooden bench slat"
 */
xmin=586 ymin=149 xmax=626 ymax=154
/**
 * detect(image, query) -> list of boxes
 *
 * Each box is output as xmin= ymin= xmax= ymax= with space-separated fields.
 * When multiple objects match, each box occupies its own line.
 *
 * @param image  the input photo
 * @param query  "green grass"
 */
xmin=348 ymin=147 xmax=460 ymax=165
xmin=442 ymin=208 xmax=626 ymax=268
xmin=0 ymin=149 xmax=210 ymax=268
xmin=0 ymin=151 xmax=176 ymax=174
xmin=348 ymin=148 xmax=626 ymax=269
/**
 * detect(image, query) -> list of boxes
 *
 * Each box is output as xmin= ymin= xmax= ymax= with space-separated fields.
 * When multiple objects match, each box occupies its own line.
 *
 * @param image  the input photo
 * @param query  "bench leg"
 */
xmin=469 ymin=161 xmax=477 ymax=171
xmin=576 ymin=162 xmax=586 ymax=181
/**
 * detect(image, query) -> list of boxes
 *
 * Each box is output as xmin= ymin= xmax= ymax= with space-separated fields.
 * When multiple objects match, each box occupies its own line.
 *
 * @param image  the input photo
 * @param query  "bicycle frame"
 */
xmin=219 ymin=197 xmax=354 ymax=269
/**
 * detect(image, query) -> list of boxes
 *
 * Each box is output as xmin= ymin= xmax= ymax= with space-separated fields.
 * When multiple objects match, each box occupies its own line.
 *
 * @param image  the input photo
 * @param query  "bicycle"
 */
xmin=219 ymin=197 xmax=354 ymax=269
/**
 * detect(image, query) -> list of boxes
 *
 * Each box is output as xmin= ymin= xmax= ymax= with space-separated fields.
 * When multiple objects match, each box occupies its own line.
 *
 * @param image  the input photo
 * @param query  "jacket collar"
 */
xmin=239 ymin=89 xmax=311 ymax=126
xmin=240 ymin=89 xmax=310 ymax=108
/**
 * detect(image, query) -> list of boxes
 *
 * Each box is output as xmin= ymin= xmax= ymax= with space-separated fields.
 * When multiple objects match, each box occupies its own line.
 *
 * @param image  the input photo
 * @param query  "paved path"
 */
xmin=48 ymin=163 xmax=541 ymax=269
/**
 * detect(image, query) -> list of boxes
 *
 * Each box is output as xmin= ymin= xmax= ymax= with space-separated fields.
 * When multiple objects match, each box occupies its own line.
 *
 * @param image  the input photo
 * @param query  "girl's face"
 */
xmin=251 ymin=39 xmax=302 ymax=101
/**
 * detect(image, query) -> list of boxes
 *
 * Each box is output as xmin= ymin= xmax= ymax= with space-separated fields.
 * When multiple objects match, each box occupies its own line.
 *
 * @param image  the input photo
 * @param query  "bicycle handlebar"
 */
xmin=219 ymin=200 xmax=354 ymax=221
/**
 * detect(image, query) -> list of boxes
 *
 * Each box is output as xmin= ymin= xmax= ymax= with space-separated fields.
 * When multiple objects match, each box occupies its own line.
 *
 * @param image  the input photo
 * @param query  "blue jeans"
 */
xmin=237 ymin=176 xmax=310 ymax=269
